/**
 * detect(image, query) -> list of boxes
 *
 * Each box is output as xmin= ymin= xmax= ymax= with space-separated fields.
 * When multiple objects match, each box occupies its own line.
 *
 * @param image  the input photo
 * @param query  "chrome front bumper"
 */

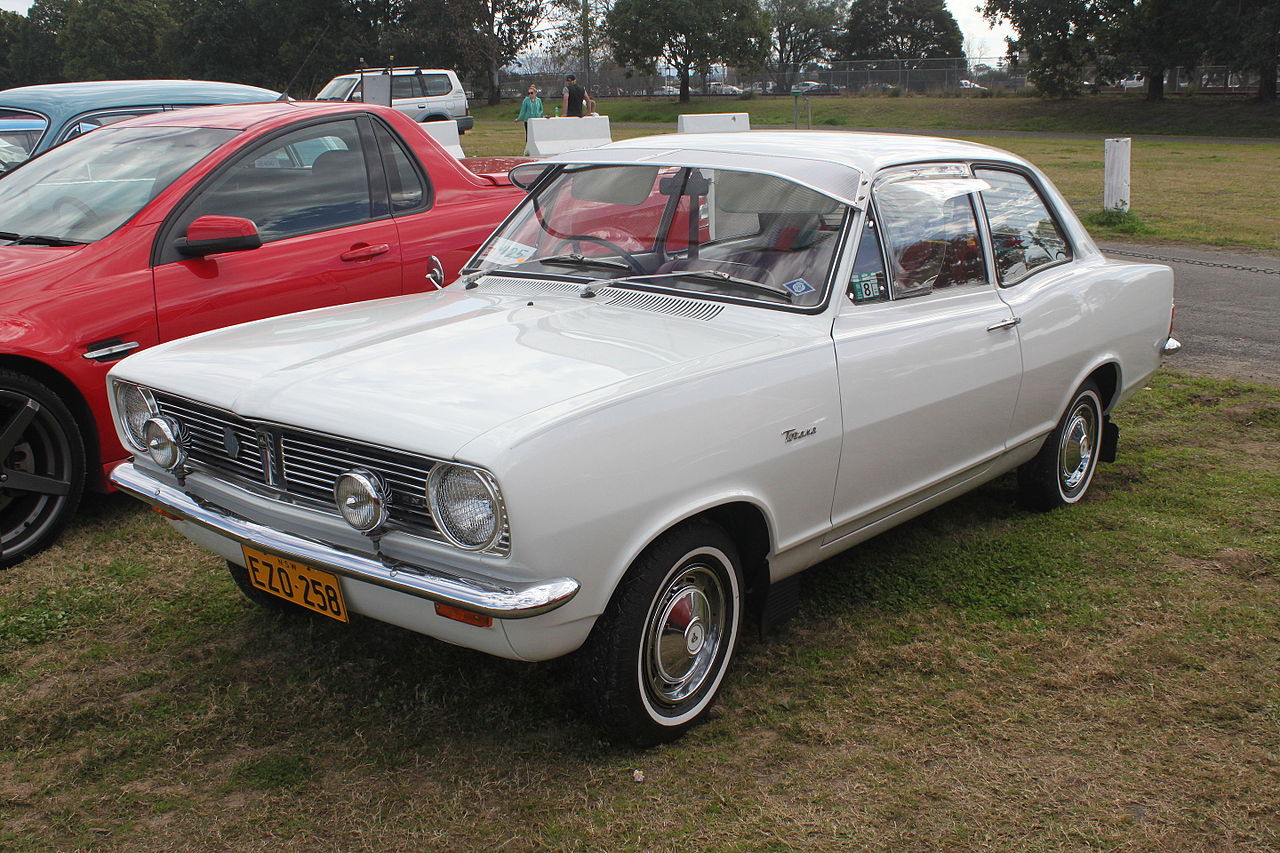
xmin=110 ymin=462 xmax=580 ymax=619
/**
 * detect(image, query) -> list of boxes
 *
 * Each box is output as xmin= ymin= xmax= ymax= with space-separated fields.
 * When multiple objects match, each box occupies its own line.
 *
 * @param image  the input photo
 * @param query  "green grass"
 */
xmin=1 ymin=372 xmax=1277 ymax=850
xmin=473 ymin=93 xmax=1280 ymax=138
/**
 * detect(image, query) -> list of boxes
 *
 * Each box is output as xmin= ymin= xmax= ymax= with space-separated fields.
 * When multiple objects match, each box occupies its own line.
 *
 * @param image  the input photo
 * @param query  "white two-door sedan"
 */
xmin=107 ymin=132 xmax=1179 ymax=744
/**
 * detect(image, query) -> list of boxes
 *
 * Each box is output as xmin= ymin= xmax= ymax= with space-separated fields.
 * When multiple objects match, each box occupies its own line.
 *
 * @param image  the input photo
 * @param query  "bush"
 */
xmin=1081 ymin=208 xmax=1154 ymax=235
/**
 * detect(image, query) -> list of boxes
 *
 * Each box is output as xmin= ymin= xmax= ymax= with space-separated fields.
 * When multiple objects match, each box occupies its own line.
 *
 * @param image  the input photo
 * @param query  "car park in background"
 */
xmin=315 ymin=68 xmax=473 ymax=133
xmin=0 ymin=101 xmax=523 ymax=567
xmin=107 ymin=131 xmax=1178 ymax=744
xmin=959 ymin=79 xmax=989 ymax=91
xmin=790 ymin=81 xmax=840 ymax=95
xmin=0 ymin=79 xmax=282 ymax=172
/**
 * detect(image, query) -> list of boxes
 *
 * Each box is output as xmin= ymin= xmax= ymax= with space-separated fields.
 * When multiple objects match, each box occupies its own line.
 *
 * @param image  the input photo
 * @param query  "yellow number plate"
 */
xmin=242 ymin=545 xmax=349 ymax=622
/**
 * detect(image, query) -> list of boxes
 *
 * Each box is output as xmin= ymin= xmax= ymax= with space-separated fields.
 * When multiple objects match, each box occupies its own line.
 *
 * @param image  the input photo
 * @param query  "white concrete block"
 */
xmin=677 ymin=113 xmax=750 ymax=133
xmin=524 ymin=116 xmax=612 ymax=156
xmin=1104 ymin=137 xmax=1131 ymax=211
xmin=420 ymin=121 xmax=465 ymax=159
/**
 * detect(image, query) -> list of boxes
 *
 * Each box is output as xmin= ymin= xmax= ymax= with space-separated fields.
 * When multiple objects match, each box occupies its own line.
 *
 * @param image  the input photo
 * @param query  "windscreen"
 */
xmin=0 ymin=125 xmax=238 ymax=244
xmin=471 ymin=165 xmax=848 ymax=308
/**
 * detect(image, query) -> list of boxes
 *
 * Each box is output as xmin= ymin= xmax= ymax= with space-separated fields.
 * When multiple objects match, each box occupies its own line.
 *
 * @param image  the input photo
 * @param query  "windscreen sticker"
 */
xmin=484 ymin=238 xmax=536 ymax=265
xmin=782 ymin=278 xmax=817 ymax=296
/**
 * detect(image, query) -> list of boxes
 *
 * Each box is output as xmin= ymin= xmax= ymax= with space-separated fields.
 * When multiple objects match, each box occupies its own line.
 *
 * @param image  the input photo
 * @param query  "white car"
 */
xmin=108 ymin=132 xmax=1179 ymax=744
xmin=315 ymin=67 xmax=472 ymax=132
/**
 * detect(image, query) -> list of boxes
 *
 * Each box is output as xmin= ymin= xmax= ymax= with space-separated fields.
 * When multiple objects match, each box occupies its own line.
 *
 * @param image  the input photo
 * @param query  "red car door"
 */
xmin=153 ymin=116 xmax=404 ymax=341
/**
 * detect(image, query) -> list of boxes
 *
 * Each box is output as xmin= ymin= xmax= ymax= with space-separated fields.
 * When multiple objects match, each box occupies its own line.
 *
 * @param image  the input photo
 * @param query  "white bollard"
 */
xmin=1104 ymin=137 xmax=1131 ymax=211
xmin=677 ymin=113 xmax=750 ymax=133
xmin=524 ymin=116 xmax=613 ymax=156
xmin=419 ymin=121 xmax=465 ymax=159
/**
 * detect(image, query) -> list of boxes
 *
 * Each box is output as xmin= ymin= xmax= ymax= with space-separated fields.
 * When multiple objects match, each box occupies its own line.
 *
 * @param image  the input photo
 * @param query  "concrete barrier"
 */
xmin=420 ymin=120 xmax=465 ymax=159
xmin=677 ymin=113 xmax=750 ymax=133
xmin=524 ymin=116 xmax=612 ymax=156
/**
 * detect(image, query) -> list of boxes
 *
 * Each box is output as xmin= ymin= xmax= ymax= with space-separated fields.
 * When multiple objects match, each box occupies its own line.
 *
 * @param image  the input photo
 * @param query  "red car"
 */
xmin=0 ymin=101 xmax=524 ymax=566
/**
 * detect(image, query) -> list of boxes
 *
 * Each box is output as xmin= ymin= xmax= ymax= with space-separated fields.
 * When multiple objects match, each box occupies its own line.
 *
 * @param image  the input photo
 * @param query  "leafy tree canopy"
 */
xmin=842 ymin=0 xmax=964 ymax=60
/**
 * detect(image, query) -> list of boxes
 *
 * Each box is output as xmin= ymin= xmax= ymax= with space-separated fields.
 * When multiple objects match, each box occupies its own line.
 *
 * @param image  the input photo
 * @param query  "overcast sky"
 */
xmin=0 ymin=0 xmax=1016 ymax=58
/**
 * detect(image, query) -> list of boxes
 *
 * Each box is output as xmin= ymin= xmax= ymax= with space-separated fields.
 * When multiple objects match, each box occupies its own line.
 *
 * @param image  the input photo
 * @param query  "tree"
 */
xmin=982 ymin=0 xmax=1105 ymax=97
xmin=842 ymin=0 xmax=964 ymax=60
xmin=548 ymin=0 xmax=616 ymax=83
xmin=0 ymin=11 xmax=23 ymax=89
xmin=471 ymin=0 xmax=544 ymax=105
xmin=1207 ymin=0 xmax=1278 ymax=102
xmin=766 ymin=0 xmax=841 ymax=93
xmin=8 ymin=0 xmax=70 ymax=85
xmin=1106 ymin=0 xmax=1204 ymax=100
xmin=608 ymin=0 xmax=769 ymax=102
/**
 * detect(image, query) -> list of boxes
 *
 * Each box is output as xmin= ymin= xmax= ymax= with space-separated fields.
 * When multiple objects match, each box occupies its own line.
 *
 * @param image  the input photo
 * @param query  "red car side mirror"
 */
xmin=175 ymin=215 xmax=263 ymax=257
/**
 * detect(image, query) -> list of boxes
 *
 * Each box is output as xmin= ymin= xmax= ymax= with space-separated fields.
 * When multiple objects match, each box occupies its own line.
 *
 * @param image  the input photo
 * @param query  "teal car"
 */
xmin=0 ymin=79 xmax=281 ymax=172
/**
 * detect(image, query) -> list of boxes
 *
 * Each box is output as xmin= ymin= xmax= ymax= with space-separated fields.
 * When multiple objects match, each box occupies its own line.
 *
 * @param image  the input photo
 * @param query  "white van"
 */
xmin=316 ymin=68 xmax=473 ymax=132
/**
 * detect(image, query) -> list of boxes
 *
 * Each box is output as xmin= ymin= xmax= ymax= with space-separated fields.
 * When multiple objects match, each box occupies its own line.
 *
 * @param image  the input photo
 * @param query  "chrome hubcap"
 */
xmin=1059 ymin=401 xmax=1097 ymax=493
xmin=644 ymin=563 xmax=726 ymax=707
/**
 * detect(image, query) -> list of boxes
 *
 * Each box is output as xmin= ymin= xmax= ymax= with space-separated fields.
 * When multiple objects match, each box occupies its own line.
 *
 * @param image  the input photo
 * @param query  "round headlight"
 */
xmin=143 ymin=415 xmax=186 ymax=470
xmin=427 ymin=464 xmax=502 ymax=551
xmin=333 ymin=469 xmax=389 ymax=533
xmin=115 ymin=382 xmax=157 ymax=450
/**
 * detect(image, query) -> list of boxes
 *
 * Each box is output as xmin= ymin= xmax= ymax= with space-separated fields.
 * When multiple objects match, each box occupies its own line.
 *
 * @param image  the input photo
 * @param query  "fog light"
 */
xmin=333 ymin=469 xmax=389 ymax=533
xmin=144 ymin=416 xmax=186 ymax=470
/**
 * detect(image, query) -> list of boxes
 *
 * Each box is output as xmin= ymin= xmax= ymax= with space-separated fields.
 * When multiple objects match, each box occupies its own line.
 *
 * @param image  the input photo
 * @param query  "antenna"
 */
xmin=278 ymin=22 xmax=330 ymax=99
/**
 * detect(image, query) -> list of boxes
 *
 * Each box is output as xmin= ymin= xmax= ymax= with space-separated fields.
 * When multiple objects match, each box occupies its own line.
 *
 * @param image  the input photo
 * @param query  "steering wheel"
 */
xmin=561 ymin=234 xmax=644 ymax=273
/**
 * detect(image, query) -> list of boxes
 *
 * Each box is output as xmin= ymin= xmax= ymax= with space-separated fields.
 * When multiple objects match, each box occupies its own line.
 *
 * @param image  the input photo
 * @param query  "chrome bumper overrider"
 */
xmin=1162 ymin=336 xmax=1182 ymax=356
xmin=110 ymin=462 xmax=580 ymax=618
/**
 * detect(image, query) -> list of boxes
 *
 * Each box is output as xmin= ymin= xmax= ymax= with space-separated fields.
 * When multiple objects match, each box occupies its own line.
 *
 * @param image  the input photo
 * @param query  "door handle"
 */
xmin=987 ymin=316 xmax=1022 ymax=332
xmin=340 ymin=243 xmax=390 ymax=262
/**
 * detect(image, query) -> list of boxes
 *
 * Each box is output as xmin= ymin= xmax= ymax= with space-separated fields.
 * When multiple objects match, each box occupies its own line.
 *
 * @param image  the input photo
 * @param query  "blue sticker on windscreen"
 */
xmin=782 ymin=278 xmax=816 ymax=296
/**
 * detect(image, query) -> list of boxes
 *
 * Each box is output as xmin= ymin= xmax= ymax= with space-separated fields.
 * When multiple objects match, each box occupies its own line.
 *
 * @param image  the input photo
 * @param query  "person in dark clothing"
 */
xmin=562 ymin=74 xmax=594 ymax=117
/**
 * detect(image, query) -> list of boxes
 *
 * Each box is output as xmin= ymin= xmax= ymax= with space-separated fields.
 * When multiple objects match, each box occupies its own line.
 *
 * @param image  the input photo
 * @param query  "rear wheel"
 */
xmin=576 ymin=519 xmax=743 ymax=745
xmin=1018 ymin=380 xmax=1104 ymax=511
xmin=0 ymin=370 xmax=85 ymax=568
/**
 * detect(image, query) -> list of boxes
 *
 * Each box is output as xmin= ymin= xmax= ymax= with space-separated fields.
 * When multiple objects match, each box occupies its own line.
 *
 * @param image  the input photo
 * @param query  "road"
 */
xmin=1098 ymin=241 xmax=1280 ymax=385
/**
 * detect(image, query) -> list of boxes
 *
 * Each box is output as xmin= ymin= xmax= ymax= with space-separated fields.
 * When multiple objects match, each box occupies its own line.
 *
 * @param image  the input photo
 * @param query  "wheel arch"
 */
xmin=0 ymin=354 xmax=100 ymax=476
xmin=1087 ymin=360 xmax=1121 ymax=413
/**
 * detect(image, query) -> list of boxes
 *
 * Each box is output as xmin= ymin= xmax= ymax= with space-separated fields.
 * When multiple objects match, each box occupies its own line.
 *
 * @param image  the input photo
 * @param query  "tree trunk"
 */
xmin=487 ymin=57 xmax=500 ymax=106
xmin=1145 ymin=65 xmax=1165 ymax=101
xmin=1256 ymin=58 xmax=1277 ymax=102
xmin=679 ymin=66 xmax=690 ymax=102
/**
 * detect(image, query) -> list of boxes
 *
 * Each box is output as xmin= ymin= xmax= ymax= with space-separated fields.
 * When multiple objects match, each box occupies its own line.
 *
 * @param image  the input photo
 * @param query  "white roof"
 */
xmin=542 ymin=131 xmax=1028 ymax=207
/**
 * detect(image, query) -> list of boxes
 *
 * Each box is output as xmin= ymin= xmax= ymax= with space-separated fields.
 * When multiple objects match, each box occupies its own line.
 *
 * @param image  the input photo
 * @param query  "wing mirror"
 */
xmin=175 ymin=215 xmax=263 ymax=257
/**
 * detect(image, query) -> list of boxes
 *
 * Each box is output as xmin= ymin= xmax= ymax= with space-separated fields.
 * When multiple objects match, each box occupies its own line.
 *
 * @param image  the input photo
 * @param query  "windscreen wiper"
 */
xmin=1 ymin=233 xmax=86 ymax=246
xmin=533 ymin=253 xmax=632 ymax=271
xmin=606 ymin=269 xmax=795 ymax=303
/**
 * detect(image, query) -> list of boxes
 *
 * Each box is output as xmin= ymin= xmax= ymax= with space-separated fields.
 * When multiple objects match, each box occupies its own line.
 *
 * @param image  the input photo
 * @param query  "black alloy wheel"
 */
xmin=0 ymin=370 xmax=85 ymax=568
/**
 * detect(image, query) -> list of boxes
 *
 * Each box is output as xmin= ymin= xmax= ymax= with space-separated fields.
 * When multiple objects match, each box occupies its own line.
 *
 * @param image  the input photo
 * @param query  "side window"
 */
xmin=873 ymin=175 xmax=988 ymax=297
xmin=59 ymin=109 xmax=158 ymax=144
xmin=391 ymin=75 xmax=422 ymax=100
xmin=168 ymin=119 xmax=373 ymax=251
xmin=422 ymin=74 xmax=452 ymax=96
xmin=372 ymin=121 xmax=429 ymax=213
xmin=975 ymin=168 xmax=1072 ymax=286
xmin=847 ymin=214 xmax=889 ymax=303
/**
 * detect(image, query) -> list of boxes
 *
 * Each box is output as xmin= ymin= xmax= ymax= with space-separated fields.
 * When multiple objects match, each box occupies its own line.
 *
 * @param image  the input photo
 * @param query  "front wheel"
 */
xmin=1018 ymin=380 xmax=1104 ymax=511
xmin=0 ymin=370 xmax=85 ymax=568
xmin=576 ymin=519 xmax=743 ymax=745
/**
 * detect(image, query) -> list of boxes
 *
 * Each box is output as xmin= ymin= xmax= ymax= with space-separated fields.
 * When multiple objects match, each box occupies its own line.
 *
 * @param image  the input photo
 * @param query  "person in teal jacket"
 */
xmin=516 ymin=86 xmax=543 ymax=139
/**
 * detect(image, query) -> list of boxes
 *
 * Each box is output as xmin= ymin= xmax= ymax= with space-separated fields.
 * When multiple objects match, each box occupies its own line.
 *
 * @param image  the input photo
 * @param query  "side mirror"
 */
xmin=175 ymin=215 xmax=262 ymax=257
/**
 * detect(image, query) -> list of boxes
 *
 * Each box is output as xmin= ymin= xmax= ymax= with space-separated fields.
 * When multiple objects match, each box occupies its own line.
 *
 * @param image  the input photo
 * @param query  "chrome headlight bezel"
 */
xmin=333 ymin=469 xmax=391 ymax=534
xmin=427 ymin=463 xmax=507 ymax=552
xmin=143 ymin=415 xmax=187 ymax=471
xmin=113 ymin=381 xmax=158 ymax=451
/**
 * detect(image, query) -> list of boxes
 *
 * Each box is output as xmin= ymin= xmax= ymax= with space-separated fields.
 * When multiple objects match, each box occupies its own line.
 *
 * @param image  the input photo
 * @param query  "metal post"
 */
xmin=1104 ymin=138 xmax=1131 ymax=211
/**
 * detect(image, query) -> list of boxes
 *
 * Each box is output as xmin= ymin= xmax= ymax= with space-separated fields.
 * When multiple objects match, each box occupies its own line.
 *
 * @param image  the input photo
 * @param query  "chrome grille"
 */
xmin=154 ymin=393 xmax=266 ymax=483
xmin=148 ymin=392 xmax=510 ymax=551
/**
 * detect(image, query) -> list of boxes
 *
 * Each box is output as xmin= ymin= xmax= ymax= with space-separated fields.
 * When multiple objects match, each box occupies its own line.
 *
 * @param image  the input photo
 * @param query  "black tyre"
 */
xmin=576 ymin=519 xmax=743 ymax=746
xmin=226 ymin=560 xmax=306 ymax=616
xmin=1018 ymin=380 xmax=1104 ymax=511
xmin=0 ymin=370 xmax=85 ymax=568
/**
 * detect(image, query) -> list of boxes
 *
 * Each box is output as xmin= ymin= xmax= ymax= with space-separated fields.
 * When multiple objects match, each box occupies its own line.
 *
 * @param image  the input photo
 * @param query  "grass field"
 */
xmin=464 ymin=96 xmax=1280 ymax=250
xmin=3 ymin=371 xmax=1278 ymax=851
